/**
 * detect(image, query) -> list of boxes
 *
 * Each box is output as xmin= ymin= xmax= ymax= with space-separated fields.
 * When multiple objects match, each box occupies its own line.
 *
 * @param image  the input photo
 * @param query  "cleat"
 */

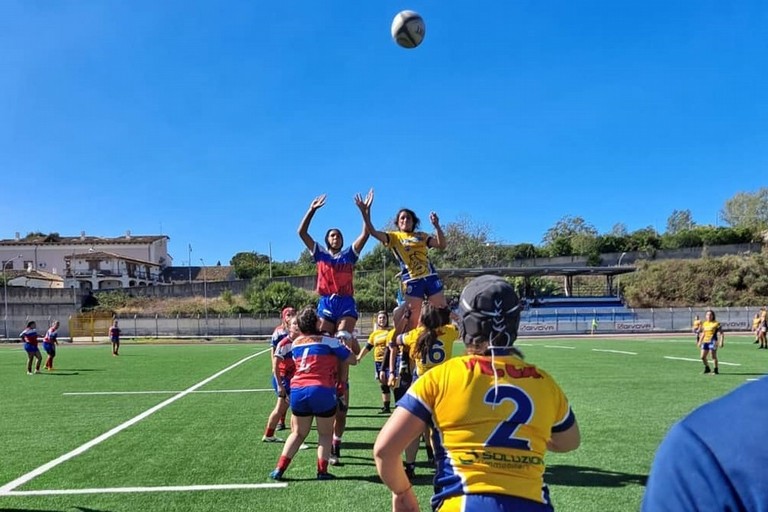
xmin=317 ymin=472 xmax=336 ymax=480
xmin=714 ymin=368 xmax=719 ymax=375
xmin=276 ymin=422 xmax=286 ymax=431
xmin=299 ymin=443 xmax=310 ymax=450
xmin=405 ymin=463 xmax=416 ymax=482
xmin=27 ymin=371 xmax=33 ymax=375
xmin=269 ymin=469 xmax=283 ymax=480
xmin=703 ymin=366 xmax=711 ymax=374
xmin=262 ymin=435 xmax=283 ymax=443
xmin=378 ymin=407 xmax=391 ymax=414
xmin=329 ymin=455 xmax=339 ymax=466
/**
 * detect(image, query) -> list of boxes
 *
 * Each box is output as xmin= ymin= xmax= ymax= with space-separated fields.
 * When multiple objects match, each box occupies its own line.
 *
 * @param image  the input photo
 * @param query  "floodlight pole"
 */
xmin=200 ymin=258 xmax=208 ymax=336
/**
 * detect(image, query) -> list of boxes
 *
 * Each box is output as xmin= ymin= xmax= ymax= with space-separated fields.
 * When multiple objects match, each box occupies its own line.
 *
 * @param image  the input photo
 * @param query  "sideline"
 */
xmin=3 ymin=483 xmax=287 ymax=496
xmin=63 ymin=388 xmax=274 ymax=396
xmin=0 ymin=347 xmax=271 ymax=494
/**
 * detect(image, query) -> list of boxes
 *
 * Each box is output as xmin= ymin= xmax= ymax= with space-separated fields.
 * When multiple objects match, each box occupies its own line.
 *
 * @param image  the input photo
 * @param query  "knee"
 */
xmin=380 ymin=383 xmax=390 ymax=394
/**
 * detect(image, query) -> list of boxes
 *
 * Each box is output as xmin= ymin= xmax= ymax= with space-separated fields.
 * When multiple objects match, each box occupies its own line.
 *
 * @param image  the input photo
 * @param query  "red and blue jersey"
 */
xmin=290 ymin=334 xmax=352 ymax=389
xmin=274 ymin=337 xmax=296 ymax=379
xmin=109 ymin=327 xmax=121 ymax=342
xmin=271 ymin=326 xmax=289 ymax=350
xmin=21 ymin=328 xmax=39 ymax=346
xmin=45 ymin=327 xmax=58 ymax=343
xmin=312 ymin=244 xmax=358 ymax=297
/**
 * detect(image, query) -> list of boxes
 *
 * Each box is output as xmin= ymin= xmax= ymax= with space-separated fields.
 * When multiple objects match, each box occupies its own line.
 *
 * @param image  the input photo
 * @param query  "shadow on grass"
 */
xmin=348 ymin=406 xmax=382 ymax=411
xmin=544 ymin=464 xmax=647 ymax=487
xmin=39 ymin=372 xmax=81 ymax=376
xmin=344 ymin=425 xmax=386 ymax=432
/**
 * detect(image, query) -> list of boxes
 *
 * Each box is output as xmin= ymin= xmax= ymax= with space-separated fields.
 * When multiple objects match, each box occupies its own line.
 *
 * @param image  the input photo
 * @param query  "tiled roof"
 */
xmin=0 ymin=234 xmax=168 ymax=245
xmin=5 ymin=269 xmax=64 ymax=282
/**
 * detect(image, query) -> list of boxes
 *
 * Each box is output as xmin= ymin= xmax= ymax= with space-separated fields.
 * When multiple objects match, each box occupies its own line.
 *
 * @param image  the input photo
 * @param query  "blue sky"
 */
xmin=2 ymin=1 xmax=767 ymax=265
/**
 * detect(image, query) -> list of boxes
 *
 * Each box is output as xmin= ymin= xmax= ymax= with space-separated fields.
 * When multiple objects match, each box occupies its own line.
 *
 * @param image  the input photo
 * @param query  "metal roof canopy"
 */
xmin=438 ymin=266 xmax=637 ymax=279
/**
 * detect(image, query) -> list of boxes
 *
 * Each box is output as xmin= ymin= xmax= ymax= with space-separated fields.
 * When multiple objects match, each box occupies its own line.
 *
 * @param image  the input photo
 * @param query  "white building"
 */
xmin=0 ymin=231 xmax=170 ymax=290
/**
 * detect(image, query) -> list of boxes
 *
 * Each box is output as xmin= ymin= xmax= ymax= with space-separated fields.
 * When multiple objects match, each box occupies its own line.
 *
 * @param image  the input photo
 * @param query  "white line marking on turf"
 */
xmin=63 ymin=388 xmax=273 ymax=396
xmin=0 ymin=348 xmax=272 ymax=495
xmin=664 ymin=356 xmax=741 ymax=366
xmin=592 ymin=349 xmax=637 ymax=355
xmin=544 ymin=345 xmax=576 ymax=349
xmin=2 ymin=483 xmax=287 ymax=496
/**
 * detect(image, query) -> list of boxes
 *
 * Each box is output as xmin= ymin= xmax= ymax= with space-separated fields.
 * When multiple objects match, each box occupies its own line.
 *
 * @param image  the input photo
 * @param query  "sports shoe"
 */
xmin=299 ymin=443 xmax=310 ymax=450
xmin=26 ymin=371 xmax=33 ymax=375
xmin=703 ymin=366 xmax=711 ymax=374
xmin=329 ymin=454 xmax=339 ymax=466
xmin=405 ymin=464 xmax=416 ymax=482
xmin=714 ymin=367 xmax=720 ymax=375
xmin=378 ymin=406 xmax=391 ymax=414
xmin=317 ymin=472 xmax=336 ymax=480
xmin=276 ymin=422 xmax=286 ymax=431
xmin=269 ymin=469 xmax=283 ymax=480
xmin=262 ymin=435 xmax=283 ymax=443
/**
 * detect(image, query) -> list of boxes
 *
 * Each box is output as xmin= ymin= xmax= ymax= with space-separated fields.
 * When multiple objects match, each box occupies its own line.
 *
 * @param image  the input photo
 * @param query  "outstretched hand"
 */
xmin=429 ymin=211 xmax=440 ymax=227
xmin=310 ymin=194 xmax=327 ymax=211
xmin=354 ymin=188 xmax=374 ymax=214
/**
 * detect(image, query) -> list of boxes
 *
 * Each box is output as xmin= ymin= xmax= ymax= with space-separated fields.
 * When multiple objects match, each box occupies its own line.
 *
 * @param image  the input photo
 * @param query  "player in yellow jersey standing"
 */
xmin=357 ymin=311 xmax=394 ymax=414
xmin=374 ymin=275 xmax=580 ymax=512
xmin=697 ymin=309 xmax=724 ymax=374
xmin=692 ymin=315 xmax=702 ymax=343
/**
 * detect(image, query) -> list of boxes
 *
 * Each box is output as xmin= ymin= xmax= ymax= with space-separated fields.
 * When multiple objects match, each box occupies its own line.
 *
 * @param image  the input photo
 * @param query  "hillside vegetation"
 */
xmin=622 ymin=250 xmax=768 ymax=307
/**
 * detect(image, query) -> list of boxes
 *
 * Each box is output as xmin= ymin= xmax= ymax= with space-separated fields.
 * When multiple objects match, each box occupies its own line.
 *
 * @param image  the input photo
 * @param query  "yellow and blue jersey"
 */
xmin=700 ymin=320 xmax=721 ymax=344
xmin=398 ymin=353 xmax=575 ymax=510
xmin=385 ymin=230 xmax=436 ymax=281
xmin=401 ymin=324 xmax=459 ymax=376
xmin=367 ymin=328 xmax=390 ymax=363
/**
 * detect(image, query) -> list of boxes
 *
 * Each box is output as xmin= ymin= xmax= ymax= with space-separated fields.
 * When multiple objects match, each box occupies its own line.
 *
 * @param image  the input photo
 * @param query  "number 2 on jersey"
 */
xmin=483 ymin=385 xmax=534 ymax=451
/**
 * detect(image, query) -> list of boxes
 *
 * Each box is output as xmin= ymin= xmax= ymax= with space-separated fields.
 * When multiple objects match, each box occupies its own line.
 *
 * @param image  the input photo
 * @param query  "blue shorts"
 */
xmin=290 ymin=386 xmax=337 ymax=417
xmin=374 ymin=361 xmax=384 ymax=379
xmin=42 ymin=342 xmax=56 ymax=355
xmin=701 ymin=342 xmax=717 ymax=352
xmin=317 ymin=295 xmax=358 ymax=323
xmin=404 ymin=274 xmax=444 ymax=299
xmin=436 ymin=492 xmax=553 ymax=512
xmin=271 ymin=375 xmax=292 ymax=396
xmin=23 ymin=343 xmax=40 ymax=354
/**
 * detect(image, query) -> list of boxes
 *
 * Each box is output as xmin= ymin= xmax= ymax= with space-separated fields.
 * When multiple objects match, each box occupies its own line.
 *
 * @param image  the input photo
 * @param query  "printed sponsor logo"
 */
xmin=458 ymin=449 xmax=544 ymax=468
xmin=721 ymin=321 xmax=748 ymax=330
xmin=519 ymin=323 xmax=556 ymax=332
xmin=615 ymin=322 xmax=653 ymax=331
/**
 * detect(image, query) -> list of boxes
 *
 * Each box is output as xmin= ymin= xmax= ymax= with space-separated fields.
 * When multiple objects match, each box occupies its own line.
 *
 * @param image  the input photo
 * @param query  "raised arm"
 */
xmin=355 ymin=189 xmax=388 ymax=245
xmin=297 ymin=194 xmax=326 ymax=252
xmin=351 ymin=189 xmax=373 ymax=254
xmin=428 ymin=211 xmax=446 ymax=250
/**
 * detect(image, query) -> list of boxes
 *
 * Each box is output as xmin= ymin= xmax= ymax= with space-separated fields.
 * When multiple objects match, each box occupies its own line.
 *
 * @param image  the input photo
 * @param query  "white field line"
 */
xmin=0 ymin=347 xmax=271 ymax=495
xmin=592 ymin=349 xmax=637 ymax=355
xmin=63 ymin=388 xmax=273 ymax=396
xmin=664 ymin=356 xmax=741 ymax=366
xmin=543 ymin=345 xmax=576 ymax=350
xmin=2 ymin=483 xmax=287 ymax=496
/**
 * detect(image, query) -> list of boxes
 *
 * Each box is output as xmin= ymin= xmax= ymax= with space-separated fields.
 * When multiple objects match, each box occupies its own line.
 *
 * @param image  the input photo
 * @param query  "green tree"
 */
xmin=666 ymin=209 xmax=695 ymax=235
xmin=230 ymin=252 xmax=271 ymax=280
xmin=244 ymin=280 xmax=315 ymax=313
xmin=720 ymin=187 xmax=768 ymax=231
xmin=542 ymin=216 xmax=598 ymax=257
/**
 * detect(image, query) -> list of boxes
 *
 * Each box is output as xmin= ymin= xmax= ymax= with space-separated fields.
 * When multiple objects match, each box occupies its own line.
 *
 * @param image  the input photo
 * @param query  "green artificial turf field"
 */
xmin=0 ymin=334 xmax=763 ymax=511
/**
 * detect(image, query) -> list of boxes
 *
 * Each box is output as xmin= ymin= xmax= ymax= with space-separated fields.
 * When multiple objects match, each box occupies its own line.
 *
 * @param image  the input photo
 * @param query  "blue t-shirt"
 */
xmin=642 ymin=377 xmax=768 ymax=511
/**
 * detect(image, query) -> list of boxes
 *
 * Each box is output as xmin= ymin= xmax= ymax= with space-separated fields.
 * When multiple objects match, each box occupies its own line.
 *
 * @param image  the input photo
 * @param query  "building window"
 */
xmin=24 ymin=261 xmax=33 ymax=271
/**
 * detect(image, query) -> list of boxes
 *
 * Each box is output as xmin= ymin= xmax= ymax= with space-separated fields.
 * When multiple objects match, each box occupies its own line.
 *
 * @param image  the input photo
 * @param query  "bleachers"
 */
xmin=522 ymin=295 xmax=635 ymax=322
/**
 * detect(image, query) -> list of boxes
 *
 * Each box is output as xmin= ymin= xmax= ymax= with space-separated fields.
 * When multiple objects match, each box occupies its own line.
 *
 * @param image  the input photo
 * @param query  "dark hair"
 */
xmin=324 ymin=228 xmax=344 ymax=250
xmin=296 ymin=307 xmax=322 ymax=335
xmin=27 ymin=321 xmax=36 ymax=328
xmin=376 ymin=310 xmax=389 ymax=327
xmin=706 ymin=309 xmax=716 ymax=321
xmin=413 ymin=304 xmax=450 ymax=363
xmin=394 ymin=208 xmax=420 ymax=232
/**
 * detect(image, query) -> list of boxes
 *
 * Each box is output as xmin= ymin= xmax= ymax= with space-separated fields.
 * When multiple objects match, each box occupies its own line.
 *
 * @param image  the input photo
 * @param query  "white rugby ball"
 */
xmin=391 ymin=10 xmax=426 ymax=49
